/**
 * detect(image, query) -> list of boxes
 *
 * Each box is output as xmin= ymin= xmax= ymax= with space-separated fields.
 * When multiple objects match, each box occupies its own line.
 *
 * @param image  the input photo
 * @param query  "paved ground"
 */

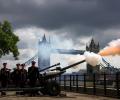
xmin=0 ymin=92 xmax=119 ymax=100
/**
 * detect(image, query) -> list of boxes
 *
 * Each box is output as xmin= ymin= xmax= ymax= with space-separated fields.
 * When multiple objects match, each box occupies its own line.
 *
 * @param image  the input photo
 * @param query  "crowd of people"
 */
xmin=0 ymin=61 xmax=39 ymax=96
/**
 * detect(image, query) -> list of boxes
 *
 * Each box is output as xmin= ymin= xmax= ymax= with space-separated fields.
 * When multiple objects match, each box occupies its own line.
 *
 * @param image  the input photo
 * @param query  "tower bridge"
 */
xmin=38 ymin=34 xmax=85 ymax=70
xmin=23 ymin=48 xmax=85 ymax=69
xmin=24 ymin=35 xmax=100 ymax=73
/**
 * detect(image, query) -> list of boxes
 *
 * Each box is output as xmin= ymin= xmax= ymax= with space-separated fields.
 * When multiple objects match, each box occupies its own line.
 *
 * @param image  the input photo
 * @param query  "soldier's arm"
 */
xmin=8 ymin=70 xmax=11 ymax=80
xmin=28 ymin=68 xmax=30 ymax=78
xmin=0 ymin=69 xmax=3 ymax=74
xmin=37 ymin=68 xmax=39 ymax=79
xmin=0 ymin=70 xmax=1 ymax=81
xmin=25 ymin=70 xmax=28 ymax=80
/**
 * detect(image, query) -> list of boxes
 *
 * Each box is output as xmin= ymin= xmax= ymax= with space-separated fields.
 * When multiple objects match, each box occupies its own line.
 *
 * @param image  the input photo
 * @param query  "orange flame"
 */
xmin=98 ymin=47 xmax=120 ymax=56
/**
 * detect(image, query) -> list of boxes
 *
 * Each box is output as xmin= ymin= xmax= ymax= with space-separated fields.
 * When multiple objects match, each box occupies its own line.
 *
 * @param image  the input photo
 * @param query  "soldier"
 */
xmin=13 ymin=63 xmax=21 ymax=87
xmin=20 ymin=64 xmax=27 ymax=88
xmin=28 ymin=61 xmax=39 ymax=96
xmin=0 ymin=63 xmax=10 ymax=95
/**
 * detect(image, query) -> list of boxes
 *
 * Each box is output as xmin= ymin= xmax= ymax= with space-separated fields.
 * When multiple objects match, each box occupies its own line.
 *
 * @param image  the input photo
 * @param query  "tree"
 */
xmin=0 ymin=20 xmax=19 ymax=60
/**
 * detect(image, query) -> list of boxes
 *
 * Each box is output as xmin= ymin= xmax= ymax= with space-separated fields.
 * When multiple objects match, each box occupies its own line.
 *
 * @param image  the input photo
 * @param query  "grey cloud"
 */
xmin=0 ymin=0 xmax=120 ymax=29
xmin=0 ymin=0 xmax=120 ymax=48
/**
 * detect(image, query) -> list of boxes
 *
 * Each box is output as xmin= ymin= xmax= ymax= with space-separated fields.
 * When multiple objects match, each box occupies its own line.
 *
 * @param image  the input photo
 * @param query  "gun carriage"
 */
xmin=0 ymin=60 xmax=85 ymax=96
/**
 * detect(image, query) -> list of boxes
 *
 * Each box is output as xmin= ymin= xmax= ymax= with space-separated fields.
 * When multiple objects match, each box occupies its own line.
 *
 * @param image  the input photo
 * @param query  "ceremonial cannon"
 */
xmin=0 ymin=60 xmax=85 ymax=96
xmin=38 ymin=60 xmax=85 ymax=96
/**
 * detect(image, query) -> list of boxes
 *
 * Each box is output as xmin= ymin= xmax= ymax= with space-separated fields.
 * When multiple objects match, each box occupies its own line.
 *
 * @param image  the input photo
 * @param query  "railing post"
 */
xmin=93 ymin=73 xmax=96 ymax=95
xmin=116 ymin=72 xmax=120 ymax=98
xmin=64 ymin=75 xmax=66 ymax=90
xmin=73 ymin=75 xmax=75 ymax=86
xmin=70 ymin=75 xmax=72 ymax=91
xmin=84 ymin=73 xmax=86 ymax=93
xmin=76 ymin=75 xmax=78 ymax=92
xmin=104 ymin=73 xmax=106 ymax=96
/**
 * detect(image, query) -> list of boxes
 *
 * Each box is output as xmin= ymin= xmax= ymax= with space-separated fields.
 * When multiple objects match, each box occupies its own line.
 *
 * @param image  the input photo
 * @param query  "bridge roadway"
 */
xmin=0 ymin=92 xmax=118 ymax=100
xmin=53 ymin=49 xmax=85 ymax=55
xmin=23 ymin=49 xmax=85 ymax=66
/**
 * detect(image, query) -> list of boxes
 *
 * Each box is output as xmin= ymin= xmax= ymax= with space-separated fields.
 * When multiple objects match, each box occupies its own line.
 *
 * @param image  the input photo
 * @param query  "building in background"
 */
xmin=38 ymin=34 xmax=51 ymax=70
xmin=86 ymin=38 xmax=100 ymax=74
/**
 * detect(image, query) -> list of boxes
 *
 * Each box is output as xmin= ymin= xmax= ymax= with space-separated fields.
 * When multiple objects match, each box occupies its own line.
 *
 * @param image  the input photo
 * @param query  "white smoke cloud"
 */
xmin=108 ymin=39 xmax=120 ymax=47
xmin=84 ymin=51 xmax=102 ymax=67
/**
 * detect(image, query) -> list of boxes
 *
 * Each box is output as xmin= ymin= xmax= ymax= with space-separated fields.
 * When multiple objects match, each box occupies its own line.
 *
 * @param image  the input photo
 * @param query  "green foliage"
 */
xmin=0 ymin=20 xmax=19 ymax=60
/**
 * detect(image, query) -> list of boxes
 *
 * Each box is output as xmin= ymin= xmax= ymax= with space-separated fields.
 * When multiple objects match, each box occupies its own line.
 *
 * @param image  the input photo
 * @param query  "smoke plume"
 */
xmin=84 ymin=51 xmax=102 ymax=67
xmin=98 ymin=39 xmax=120 ymax=56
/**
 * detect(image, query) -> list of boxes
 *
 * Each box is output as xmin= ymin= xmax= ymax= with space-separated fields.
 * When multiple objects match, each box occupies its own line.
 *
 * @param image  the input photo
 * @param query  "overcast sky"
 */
xmin=0 ymin=0 xmax=120 ymax=71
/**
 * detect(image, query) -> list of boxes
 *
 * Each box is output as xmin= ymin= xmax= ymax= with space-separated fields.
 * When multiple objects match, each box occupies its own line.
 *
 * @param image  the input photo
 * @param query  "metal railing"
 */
xmin=53 ymin=73 xmax=120 ymax=98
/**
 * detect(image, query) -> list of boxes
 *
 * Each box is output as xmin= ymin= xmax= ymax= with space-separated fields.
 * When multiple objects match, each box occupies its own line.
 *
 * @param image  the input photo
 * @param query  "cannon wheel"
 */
xmin=47 ymin=81 xmax=60 ymax=96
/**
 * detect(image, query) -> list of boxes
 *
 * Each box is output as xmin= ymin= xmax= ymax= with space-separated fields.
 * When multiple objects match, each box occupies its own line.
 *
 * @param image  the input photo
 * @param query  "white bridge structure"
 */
xmin=24 ymin=35 xmax=84 ymax=71
xmin=23 ymin=35 xmax=119 ymax=73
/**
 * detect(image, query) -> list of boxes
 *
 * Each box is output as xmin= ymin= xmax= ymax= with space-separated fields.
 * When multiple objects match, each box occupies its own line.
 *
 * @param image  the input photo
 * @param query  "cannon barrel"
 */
xmin=60 ymin=60 xmax=85 ymax=71
xmin=39 ymin=63 xmax=60 ymax=72
xmin=41 ymin=60 xmax=85 ymax=79
xmin=42 ymin=71 xmax=65 ymax=79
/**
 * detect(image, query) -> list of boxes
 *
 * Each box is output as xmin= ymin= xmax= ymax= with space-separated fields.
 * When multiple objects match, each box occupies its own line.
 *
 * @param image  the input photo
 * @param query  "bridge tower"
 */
xmin=38 ymin=34 xmax=51 ymax=70
xmin=86 ymin=38 xmax=100 ymax=74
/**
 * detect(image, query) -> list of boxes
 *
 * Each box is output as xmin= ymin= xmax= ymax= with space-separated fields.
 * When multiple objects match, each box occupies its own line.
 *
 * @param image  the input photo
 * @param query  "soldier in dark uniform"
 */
xmin=13 ymin=63 xmax=21 ymax=87
xmin=28 ymin=61 xmax=39 ymax=96
xmin=0 ymin=63 xmax=10 ymax=95
xmin=19 ymin=64 xmax=27 ymax=95
xmin=20 ymin=64 xmax=27 ymax=88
